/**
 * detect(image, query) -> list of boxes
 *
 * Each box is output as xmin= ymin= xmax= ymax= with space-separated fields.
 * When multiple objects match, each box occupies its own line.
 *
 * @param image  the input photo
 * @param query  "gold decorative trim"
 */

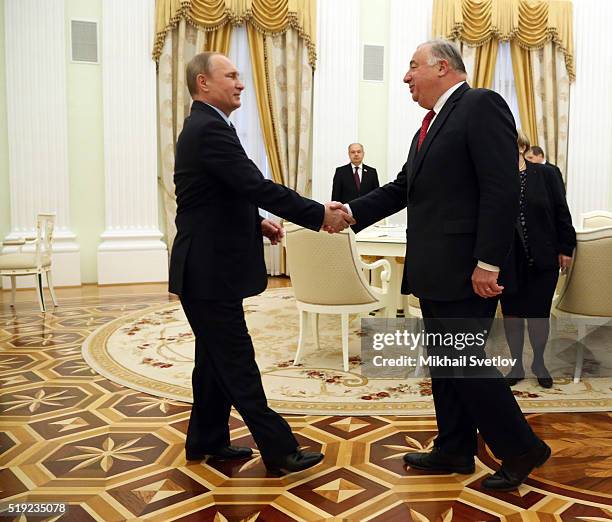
xmin=153 ymin=6 xmax=316 ymax=69
xmin=448 ymin=25 xmax=575 ymax=81
xmin=434 ymin=0 xmax=575 ymax=82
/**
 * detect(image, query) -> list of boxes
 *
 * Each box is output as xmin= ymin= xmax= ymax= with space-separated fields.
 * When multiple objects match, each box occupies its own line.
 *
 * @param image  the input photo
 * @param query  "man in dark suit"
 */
xmin=169 ymin=52 xmax=354 ymax=475
xmin=331 ymin=143 xmax=380 ymax=203
xmin=346 ymin=40 xmax=550 ymax=491
xmin=525 ymin=145 xmax=565 ymax=191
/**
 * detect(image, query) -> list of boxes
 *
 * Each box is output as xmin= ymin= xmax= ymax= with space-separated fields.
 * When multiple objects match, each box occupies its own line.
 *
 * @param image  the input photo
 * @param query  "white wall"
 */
xmin=311 ymin=0 xmax=360 ymax=203
xmin=2 ymin=0 xmax=80 ymax=288
xmin=566 ymin=0 xmax=612 ymax=224
xmin=385 ymin=0 xmax=433 ymax=224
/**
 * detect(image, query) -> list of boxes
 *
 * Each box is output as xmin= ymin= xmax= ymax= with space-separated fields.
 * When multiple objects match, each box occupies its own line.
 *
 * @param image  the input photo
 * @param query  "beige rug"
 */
xmin=82 ymin=288 xmax=612 ymax=415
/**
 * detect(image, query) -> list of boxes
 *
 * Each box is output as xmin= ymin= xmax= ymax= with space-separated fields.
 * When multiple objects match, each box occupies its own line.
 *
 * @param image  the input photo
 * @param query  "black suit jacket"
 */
xmin=519 ymin=160 xmax=576 ymax=269
xmin=169 ymin=101 xmax=324 ymax=300
xmin=350 ymin=84 xmax=520 ymax=301
xmin=545 ymin=160 xmax=565 ymax=193
xmin=331 ymin=163 xmax=379 ymax=203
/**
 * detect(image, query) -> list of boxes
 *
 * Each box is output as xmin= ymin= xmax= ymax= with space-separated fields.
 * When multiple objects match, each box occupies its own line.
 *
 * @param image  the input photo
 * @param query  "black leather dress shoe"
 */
xmin=481 ymin=440 xmax=551 ymax=491
xmin=262 ymin=449 xmax=324 ymax=476
xmin=403 ymin=448 xmax=475 ymax=474
xmin=504 ymin=371 xmax=525 ymax=386
xmin=186 ymin=445 xmax=253 ymax=461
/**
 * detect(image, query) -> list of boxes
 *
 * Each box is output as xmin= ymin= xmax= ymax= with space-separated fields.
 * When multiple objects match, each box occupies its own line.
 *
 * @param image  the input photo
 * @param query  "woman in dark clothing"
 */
xmin=501 ymin=131 xmax=576 ymax=388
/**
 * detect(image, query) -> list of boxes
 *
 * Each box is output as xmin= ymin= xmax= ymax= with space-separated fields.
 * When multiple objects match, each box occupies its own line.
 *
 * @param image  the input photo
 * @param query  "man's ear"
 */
xmin=438 ymin=59 xmax=450 ymax=77
xmin=197 ymin=73 xmax=208 ymax=92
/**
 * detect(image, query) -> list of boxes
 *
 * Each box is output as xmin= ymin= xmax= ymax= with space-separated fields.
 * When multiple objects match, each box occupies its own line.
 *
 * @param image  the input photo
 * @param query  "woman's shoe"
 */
xmin=532 ymin=366 xmax=553 ymax=388
xmin=537 ymin=376 xmax=553 ymax=388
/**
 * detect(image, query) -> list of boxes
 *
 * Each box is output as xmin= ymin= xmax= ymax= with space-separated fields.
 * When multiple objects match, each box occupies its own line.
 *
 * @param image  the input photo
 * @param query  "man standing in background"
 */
xmin=331 ymin=143 xmax=380 ymax=203
xmin=525 ymin=145 xmax=565 ymax=190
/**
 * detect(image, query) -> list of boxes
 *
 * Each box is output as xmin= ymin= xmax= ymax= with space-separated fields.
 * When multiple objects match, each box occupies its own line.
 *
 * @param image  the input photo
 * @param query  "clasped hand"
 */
xmin=261 ymin=218 xmax=284 ymax=245
xmin=322 ymin=201 xmax=356 ymax=233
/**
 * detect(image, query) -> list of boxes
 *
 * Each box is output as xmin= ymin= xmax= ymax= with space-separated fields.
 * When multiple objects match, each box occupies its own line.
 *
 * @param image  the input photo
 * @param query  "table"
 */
xmin=355 ymin=224 xmax=406 ymax=315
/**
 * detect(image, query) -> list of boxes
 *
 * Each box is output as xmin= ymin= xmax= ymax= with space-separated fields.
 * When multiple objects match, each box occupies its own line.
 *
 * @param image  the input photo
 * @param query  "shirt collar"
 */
xmin=204 ymin=103 xmax=232 ymax=126
xmin=433 ymin=81 xmax=466 ymax=115
xmin=351 ymin=163 xmax=362 ymax=170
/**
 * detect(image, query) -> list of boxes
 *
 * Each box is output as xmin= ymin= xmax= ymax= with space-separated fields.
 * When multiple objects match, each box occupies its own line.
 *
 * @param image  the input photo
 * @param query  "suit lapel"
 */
xmin=405 ymin=130 xmax=421 ymax=194
xmin=361 ymin=166 xmax=369 ymax=191
xmin=411 ymin=83 xmax=470 ymax=179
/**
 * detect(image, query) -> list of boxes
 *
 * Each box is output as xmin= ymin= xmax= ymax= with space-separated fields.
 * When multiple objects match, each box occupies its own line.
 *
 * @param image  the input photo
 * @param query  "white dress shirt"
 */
xmin=204 ymin=102 xmax=232 ymax=127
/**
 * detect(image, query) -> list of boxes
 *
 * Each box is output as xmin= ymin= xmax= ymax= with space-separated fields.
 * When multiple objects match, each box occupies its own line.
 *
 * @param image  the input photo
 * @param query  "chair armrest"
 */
xmin=361 ymin=258 xmax=391 ymax=294
xmin=2 ymin=237 xmax=39 ymax=254
xmin=2 ymin=238 xmax=26 ymax=246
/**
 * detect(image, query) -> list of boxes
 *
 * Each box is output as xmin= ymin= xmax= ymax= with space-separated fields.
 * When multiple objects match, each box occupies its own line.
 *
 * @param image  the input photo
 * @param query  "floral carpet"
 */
xmin=82 ymin=288 xmax=612 ymax=415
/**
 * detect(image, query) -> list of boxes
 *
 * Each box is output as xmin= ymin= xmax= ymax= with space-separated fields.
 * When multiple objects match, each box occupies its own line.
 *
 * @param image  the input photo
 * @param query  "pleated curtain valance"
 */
xmin=432 ymin=0 xmax=574 ymax=81
xmin=153 ymin=0 xmax=317 ymax=67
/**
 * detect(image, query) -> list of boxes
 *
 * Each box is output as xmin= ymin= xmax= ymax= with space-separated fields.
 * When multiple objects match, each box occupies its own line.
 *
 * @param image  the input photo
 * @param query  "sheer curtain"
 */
xmin=492 ymin=41 xmax=521 ymax=131
xmin=228 ymin=26 xmax=271 ymax=179
xmin=227 ymin=26 xmax=283 ymax=275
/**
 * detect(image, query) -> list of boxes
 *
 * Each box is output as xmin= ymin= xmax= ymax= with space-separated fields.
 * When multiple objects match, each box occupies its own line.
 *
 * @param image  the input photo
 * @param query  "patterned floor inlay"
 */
xmin=1 ymin=288 xmax=611 ymax=521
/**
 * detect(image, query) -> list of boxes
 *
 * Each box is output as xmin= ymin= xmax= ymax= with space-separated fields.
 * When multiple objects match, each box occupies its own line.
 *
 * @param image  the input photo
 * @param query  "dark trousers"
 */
xmin=180 ymin=298 xmax=299 ymax=458
xmin=419 ymin=295 xmax=540 ymax=459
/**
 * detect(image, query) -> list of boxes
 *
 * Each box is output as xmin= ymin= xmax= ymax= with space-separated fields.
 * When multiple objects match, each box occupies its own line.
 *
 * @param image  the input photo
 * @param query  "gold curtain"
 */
xmin=246 ymin=25 xmax=285 ymax=184
xmin=531 ymin=43 xmax=570 ymax=179
xmin=432 ymin=0 xmax=574 ymax=80
xmin=432 ymin=0 xmax=573 ymax=145
xmin=472 ymin=38 xmax=498 ymax=88
xmin=265 ymin=30 xmax=314 ymax=195
xmin=203 ymin=24 xmax=233 ymax=53
xmin=510 ymin=40 xmax=538 ymax=143
xmin=451 ymin=41 xmax=495 ymax=89
xmin=154 ymin=0 xmax=317 ymax=67
xmin=154 ymin=0 xmax=316 ymax=259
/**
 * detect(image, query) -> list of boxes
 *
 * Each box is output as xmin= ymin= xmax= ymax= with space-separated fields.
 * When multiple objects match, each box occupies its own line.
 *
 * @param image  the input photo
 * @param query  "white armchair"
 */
xmin=580 ymin=210 xmax=612 ymax=230
xmin=552 ymin=226 xmax=612 ymax=382
xmin=284 ymin=223 xmax=393 ymax=371
xmin=0 ymin=213 xmax=58 ymax=313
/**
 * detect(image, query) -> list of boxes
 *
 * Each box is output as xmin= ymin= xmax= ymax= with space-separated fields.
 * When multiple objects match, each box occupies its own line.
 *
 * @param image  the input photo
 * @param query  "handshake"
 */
xmin=260 ymin=202 xmax=355 ymax=246
xmin=321 ymin=201 xmax=356 ymax=233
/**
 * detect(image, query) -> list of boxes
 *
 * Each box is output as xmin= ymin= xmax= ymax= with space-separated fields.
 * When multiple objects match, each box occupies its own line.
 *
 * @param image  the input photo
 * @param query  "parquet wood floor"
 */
xmin=1 ymin=281 xmax=610 ymax=521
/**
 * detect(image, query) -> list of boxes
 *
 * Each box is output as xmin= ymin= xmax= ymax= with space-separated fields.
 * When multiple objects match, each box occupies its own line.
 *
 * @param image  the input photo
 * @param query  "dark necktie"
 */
xmin=353 ymin=166 xmax=361 ymax=191
xmin=417 ymin=109 xmax=436 ymax=150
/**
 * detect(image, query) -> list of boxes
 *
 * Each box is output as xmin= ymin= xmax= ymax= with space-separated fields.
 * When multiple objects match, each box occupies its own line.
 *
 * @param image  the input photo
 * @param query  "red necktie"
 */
xmin=417 ymin=110 xmax=436 ymax=150
xmin=353 ymin=166 xmax=361 ymax=191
